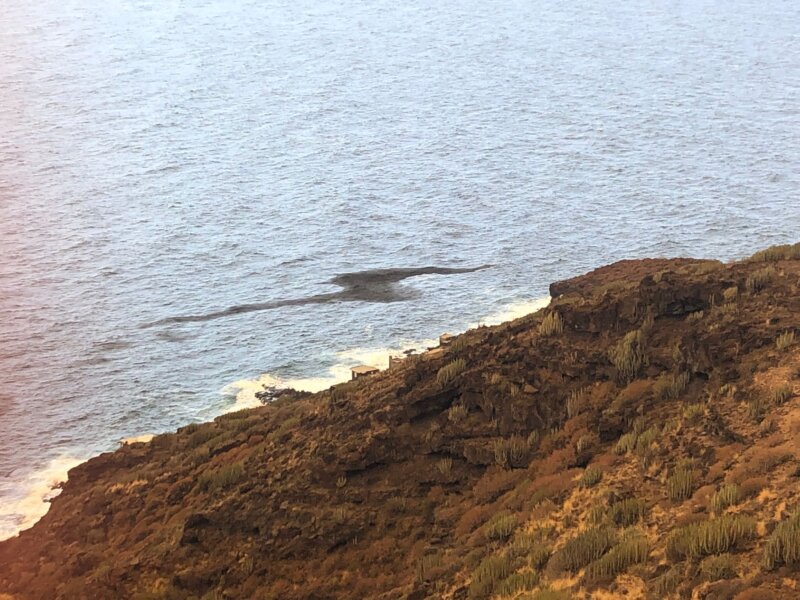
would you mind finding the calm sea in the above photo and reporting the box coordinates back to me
[1,0,798,539]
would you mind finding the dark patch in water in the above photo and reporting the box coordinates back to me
[144,265,491,327]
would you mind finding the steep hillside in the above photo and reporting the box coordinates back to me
[2,245,800,600]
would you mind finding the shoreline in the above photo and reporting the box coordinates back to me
[0,296,551,542]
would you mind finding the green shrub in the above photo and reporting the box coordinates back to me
[746,266,775,294]
[469,554,513,599]
[539,312,564,337]
[494,436,529,469]
[666,515,756,560]
[484,512,518,542]
[496,571,539,596]
[667,465,695,502]
[747,243,800,262]
[580,467,602,488]
[547,527,616,573]
[437,359,466,388]
[584,534,649,582]
[763,511,800,570]
[699,553,737,581]
[610,498,647,527]
[777,331,795,351]
[609,330,647,383]
[710,484,741,514]
[197,462,245,492]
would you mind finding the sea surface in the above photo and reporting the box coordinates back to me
[1,0,799,540]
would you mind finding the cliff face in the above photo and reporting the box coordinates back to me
[2,248,800,600]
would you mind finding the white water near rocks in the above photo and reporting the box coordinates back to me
[1,0,799,539]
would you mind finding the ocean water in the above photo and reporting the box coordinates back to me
[1,0,799,540]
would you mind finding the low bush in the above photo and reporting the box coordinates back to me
[197,462,245,492]
[415,553,443,582]
[667,465,696,502]
[747,243,800,262]
[437,359,466,388]
[584,534,649,583]
[609,330,647,383]
[650,566,682,597]
[447,403,469,423]
[700,553,737,581]
[468,554,513,599]
[776,331,795,351]
[547,527,616,573]
[610,498,647,527]
[746,266,775,294]
[666,515,756,560]
[654,372,690,400]
[580,467,602,488]
[763,511,800,570]
[683,403,706,424]
[539,312,564,337]
[566,387,588,418]
[484,512,518,542]
[615,432,638,455]
[496,571,539,596]
[771,385,793,405]
[494,436,529,469]
[710,484,741,514]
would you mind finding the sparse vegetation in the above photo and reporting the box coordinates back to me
[666,515,756,560]
[197,462,245,492]
[539,311,564,337]
[494,436,529,469]
[448,403,469,422]
[746,266,775,294]
[763,511,800,570]
[776,331,795,351]
[496,571,539,596]
[683,403,705,424]
[566,387,588,418]
[770,385,792,405]
[654,371,690,400]
[608,330,647,383]
[437,359,467,388]
[437,457,454,478]
[415,553,443,582]
[580,467,602,488]
[747,242,800,262]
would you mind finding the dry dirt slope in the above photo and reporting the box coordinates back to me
[2,244,800,600]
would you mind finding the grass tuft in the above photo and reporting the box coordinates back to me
[539,312,564,337]
[547,527,616,573]
[584,533,649,583]
[709,484,741,514]
[776,331,795,351]
[667,464,695,502]
[494,436,529,469]
[746,266,775,294]
[580,467,602,488]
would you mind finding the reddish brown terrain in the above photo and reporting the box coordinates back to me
[2,246,800,600]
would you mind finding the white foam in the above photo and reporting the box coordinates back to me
[0,455,85,542]
[223,296,551,406]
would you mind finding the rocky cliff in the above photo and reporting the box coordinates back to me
[2,245,800,600]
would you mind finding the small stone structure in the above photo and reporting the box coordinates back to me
[351,365,379,380]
